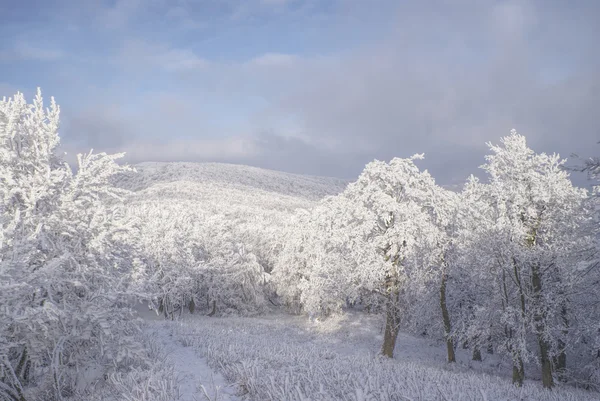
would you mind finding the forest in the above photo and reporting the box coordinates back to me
[1,90,599,401]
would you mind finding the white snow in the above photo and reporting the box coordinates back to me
[116,161,348,200]
[158,312,600,401]
[148,320,242,401]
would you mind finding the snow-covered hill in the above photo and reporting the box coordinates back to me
[117,162,348,201]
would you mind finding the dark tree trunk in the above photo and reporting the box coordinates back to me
[472,346,482,361]
[553,340,567,381]
[531,264,553,389]
[512,358,525,387]
[509,258,529,387]
[487,338,494,355]
[539,342,553,388]
[553,302,568,382]
[381,288,400,358]
[159,297,170,318]
[189,297,196,314]
[440,270,456,363]
[207,300,217,317]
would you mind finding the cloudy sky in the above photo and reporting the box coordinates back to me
[1,0,598,185]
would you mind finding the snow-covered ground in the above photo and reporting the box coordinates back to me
[149,322,241,401]
[144,311,600,401]
[117,161,348,200]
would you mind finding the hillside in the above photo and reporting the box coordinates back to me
[116,162,348,201]
[112,162,350,319]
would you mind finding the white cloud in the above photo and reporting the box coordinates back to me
[162,48,208,71]
[63,134,259,165]
[0,42,63,62]
[40,0,600,184]
[247,53,299,68]
[118,40,208,72]
[127,136,259,162]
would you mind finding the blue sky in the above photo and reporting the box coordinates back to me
[1,0,599,185]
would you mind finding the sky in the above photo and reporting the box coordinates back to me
[0,0,599,186]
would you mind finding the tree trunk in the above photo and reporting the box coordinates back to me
[553,339,567,380]
[487,338,494,355]
[501,269,523,386]
[510,259,529,387]
[553,302,568,382]
[512,358,525,387]
[472,346,482,361]
[531,264,553,388]
[189,297,196,314]
[439,270,455,363]
[381,288,400,358]
[207,300,217,317]
[523,218,553,388]
[539,341,553,388]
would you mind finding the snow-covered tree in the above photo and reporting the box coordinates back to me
[451,176,526,374]
[278,156,443,358]
[0,90,143,400]
[445,176,498,361]
[421,186,462,363]
[455,131,598,387]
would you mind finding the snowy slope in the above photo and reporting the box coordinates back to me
[116,162,348,201]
